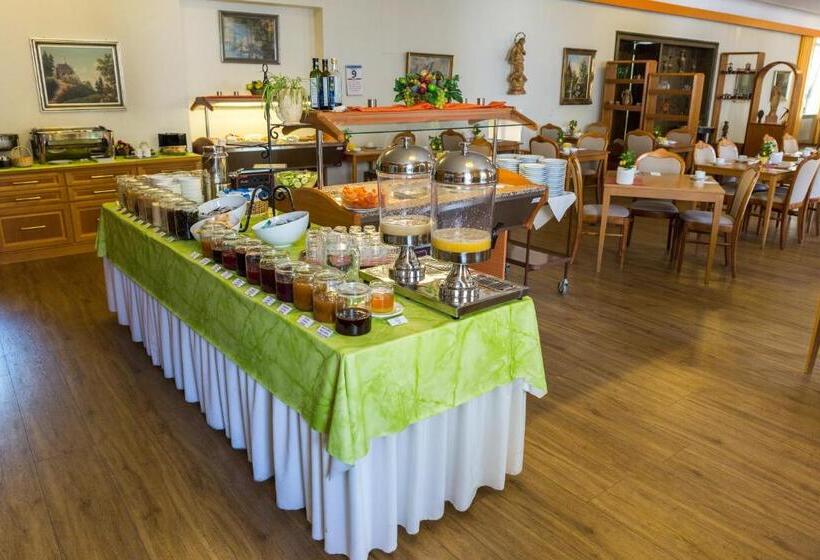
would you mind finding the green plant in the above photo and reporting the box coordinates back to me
[759,140,777,158]
[472,124,483,139]
[619,150,636,169]
[557,130,564,144]
[568,119,578,131]
[261,75,306,115]
[652,125,662,137]
[343,128,352,143]
[429,135,443,152]
[393,70,463,109]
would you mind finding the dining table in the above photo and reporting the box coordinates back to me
[596,171,725,284]
[694,160,796,248]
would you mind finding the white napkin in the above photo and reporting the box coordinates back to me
[533,192,577,230]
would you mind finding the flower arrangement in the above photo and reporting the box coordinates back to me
[429,135,443,153]
[619,150,636,169]
[393,70,463,109]
[568,120,578,135]
[759,140,777,158]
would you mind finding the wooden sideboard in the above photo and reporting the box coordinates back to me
[0,155,200,264]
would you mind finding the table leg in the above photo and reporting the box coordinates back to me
[760,175,777,248]
[704,196,723,285]
[597,156,607,204]
[596,190,610,274]
[350,157,358,183]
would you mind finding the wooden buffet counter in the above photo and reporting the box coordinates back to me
[0,154,199,264]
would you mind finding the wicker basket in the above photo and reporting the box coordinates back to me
[10,146,33,167]
[251,199,268,215]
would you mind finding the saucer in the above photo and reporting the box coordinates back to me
[372,303,404,319]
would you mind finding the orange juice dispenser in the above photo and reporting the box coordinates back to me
[432,144,497,305]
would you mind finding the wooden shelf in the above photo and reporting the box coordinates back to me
[605,78,646,84]
[600,59,658,144]
[720,70,757,75]
[190,95,262,111]
[647,89,694,96]
[644,113,690,122]
[710,52,765,135]
[605,103,643,111]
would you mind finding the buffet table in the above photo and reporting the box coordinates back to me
[97,203,546,559]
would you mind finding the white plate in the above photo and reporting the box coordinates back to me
[372,302,404,319]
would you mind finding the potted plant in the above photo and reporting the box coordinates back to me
[262,75,306,125]
[429,135,444,157]
[758,140,776,164]
[616,150,637,185]
[471,124,483,140]
[567,119,578,136]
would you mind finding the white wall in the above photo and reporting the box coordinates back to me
[0,0,809,153]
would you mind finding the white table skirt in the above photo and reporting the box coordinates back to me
[103,259,528,560]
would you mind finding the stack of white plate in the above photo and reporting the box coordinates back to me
[178,175,203,203]
[541,158,567,196]
[518,163,547,185]
[518,154,540,164]
[496,155,519,173]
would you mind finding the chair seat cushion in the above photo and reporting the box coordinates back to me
[752,191,785,204]
[752,182,769,193]
[680,209,734,227]
[630,199,679,214]
[583,204,630,218]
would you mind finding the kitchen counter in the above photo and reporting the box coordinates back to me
[0,153,199,174]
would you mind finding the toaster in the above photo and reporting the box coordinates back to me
[30,126,114,163]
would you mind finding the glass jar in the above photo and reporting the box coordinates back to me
[304,229,326,266]
[173,201,199,241]
[370,281,395,314]
[234,238,263,277]
[312,269,344,323]
[274,260,297,302]
[244,245,265,285]
[293,263,322,312]
[259,248,289,294]
[199,222,224,258]
[151,192,165,228]
[324,230,359,281]
[220,232,241,270]
[210,229,227,264]
[335,282,372,336]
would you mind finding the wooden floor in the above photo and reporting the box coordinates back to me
[1,215,819,560]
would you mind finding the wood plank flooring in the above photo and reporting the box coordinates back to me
[0,216,818,559]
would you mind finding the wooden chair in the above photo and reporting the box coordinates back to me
[782,133,799,154]
[469,136,493,156]
[631,149,685,251]
[805,164,820,237]
[717,137,739,161]
[693,141,716,165]
[567,155,632,270]
[576,132,608,191]
[390,131,416,146]
[673,166,761,278]
[625,129,655,157]
[807,297,820,374]
[666,127,695,147]
[584,122,609,136]
[528,135,560,158]
[441,129,466,151]
[747,155,820,248]
[539,123,563,142]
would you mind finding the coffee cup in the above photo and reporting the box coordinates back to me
[694,170,706,181]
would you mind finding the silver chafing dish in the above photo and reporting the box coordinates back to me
[30,126,113,163]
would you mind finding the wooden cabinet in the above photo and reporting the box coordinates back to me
[0,155,199,264]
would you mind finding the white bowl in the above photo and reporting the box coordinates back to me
[198,194,248,224]
[253,211,310,247]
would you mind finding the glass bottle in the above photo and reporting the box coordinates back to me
[320,58,330,110]
[309,57,321,109]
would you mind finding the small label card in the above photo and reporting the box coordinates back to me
[152,226,161,232]
[262,295,276,307]
[220,270,233,280]
[296,315,315,328]
[158,231,167,238]
[387,315,408,327]
[231,277,247,289]
[190,251,201,260]
[245,286,260,298]
[198,257,211,266]
[277,303,293,315]
[316,325,334,338]
[211,263,223,272]
[166,236,176,242]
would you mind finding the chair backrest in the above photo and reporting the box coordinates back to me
[539,123,563,142]
[626,130,656,157]
[666,127,694,147]
[717,137,739,160]
[584,122,609,136]
[809,159,820,200]
[576,132,608,151]
[390,131,416,146]
[782,133,799,154]
[470,136,493,156]
[441,129,466,151]
[763,134,779,152]
[787,155,820,205]
[529,135,559,158]
[729,166,762,242]
[693,141,716,165]
[566,154,584,211]
[636,148,685,175]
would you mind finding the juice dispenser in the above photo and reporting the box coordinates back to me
[431,144,497,305]
[375,137,434,286]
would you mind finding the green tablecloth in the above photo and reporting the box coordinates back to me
[97,203,547,464]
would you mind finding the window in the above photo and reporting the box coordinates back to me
[802,39,820,116]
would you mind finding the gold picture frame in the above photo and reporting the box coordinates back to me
[406,52,454,78]
[560,48,596,105]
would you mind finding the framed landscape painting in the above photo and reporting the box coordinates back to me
[560,48,596,105]
[30,38,125,111]
[406,52,454,78]
[220,11,279,64]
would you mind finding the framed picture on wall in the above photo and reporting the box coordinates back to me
[219,11,279,64]
[560,48,596,105]
[406,52,454,78]
[30,38,125,111]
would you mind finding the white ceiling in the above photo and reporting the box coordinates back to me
[755,0,820,16]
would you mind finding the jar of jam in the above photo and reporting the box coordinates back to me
[210,229,227,264]
[274,260,297,302]
[312,269,343,323]
[174,202,199,241]
[335,282,372,336]
[369,281,395,314]
[234,238,263,278]
[220,232,241,270]
[259,248,289,294]
[199,223,224,258]
[244,245,265,285]
[293,263,322,311]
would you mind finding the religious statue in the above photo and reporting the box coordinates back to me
[507,32,527,95]
[766,83,783,123]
